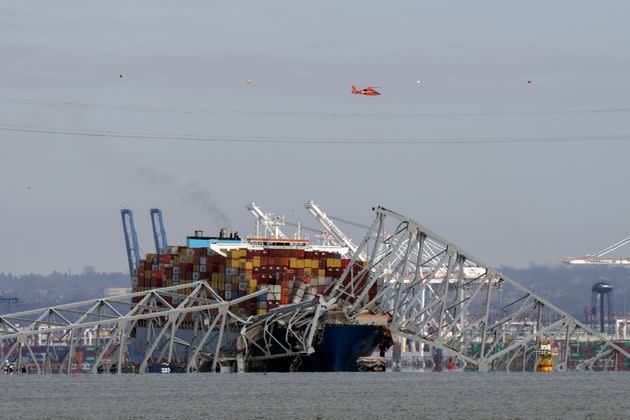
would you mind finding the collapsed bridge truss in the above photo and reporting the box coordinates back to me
[3,205,630,374]
[0,282,265,374]
[329,206,630,371]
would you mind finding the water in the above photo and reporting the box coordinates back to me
[1,372,628,419]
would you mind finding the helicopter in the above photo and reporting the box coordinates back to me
[351,84,381,96]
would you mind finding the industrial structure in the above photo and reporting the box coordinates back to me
[564,234,630,265]
[591,282,614,334]
[2,204,630,374]
[564,230,630,339]
[0,293,19,315]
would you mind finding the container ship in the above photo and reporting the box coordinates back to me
[129,229,391,372]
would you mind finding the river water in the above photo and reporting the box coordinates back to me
[0,372,628,419]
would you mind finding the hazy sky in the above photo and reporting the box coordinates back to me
[1,1,630,274]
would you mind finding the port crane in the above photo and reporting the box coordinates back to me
[246,202,288,239]
[563,234,630,264]
[120,209,140,280]
[305,201,365,260]
[150,209,169,253]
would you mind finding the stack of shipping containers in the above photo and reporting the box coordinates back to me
[132,243,373,318]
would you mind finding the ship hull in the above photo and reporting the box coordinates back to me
[249,323,386,372]
[129,323,385,373]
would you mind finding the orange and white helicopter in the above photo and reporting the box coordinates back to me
[351,84,381,96]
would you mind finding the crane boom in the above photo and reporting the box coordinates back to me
[120,209,141,280]
[149,208,169,253]
[564,233,630,264]
[246,202,288,239]
[305,201,365,260]
[592,235,630,257]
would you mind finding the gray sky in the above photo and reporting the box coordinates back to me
[1,0,630,274]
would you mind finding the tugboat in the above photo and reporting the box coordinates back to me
[534,338,557,372]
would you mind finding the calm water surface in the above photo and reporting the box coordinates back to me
[1,372,628,419]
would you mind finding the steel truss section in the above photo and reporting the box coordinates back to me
[237,300,325,371]
[0,282,265,374]
[329,206,630,372]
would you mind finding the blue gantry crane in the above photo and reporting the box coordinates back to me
[120,209,140,279]
[150,208,169,253]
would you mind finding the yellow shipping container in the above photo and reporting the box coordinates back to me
[245,261,253,270]
[304,259,311,268]
[318,269,325,277]
[193,265,200,272]
[327,258,341,267]
[230,259,239,268]
[296,260,305,269]
[253,257,261,267]
[249,278,257,288]
[289,258,297,268]
[257,309,268,315]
